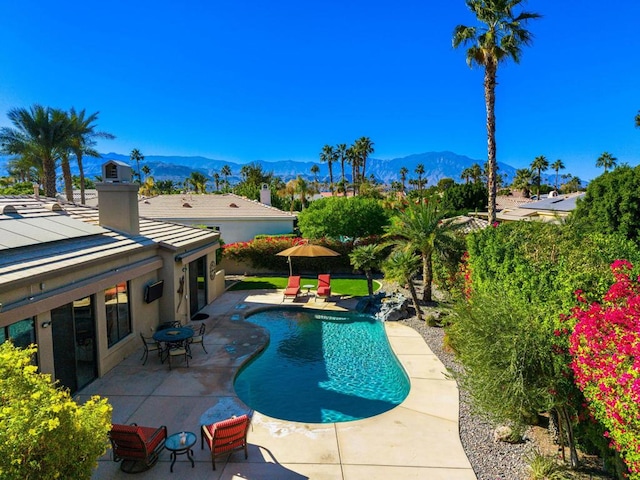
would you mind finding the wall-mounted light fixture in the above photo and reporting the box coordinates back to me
[41,321,51,328]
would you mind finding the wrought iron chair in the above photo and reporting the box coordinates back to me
[139,332,163,365]
[188,323,207,353]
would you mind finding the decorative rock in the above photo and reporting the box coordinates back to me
[494,425,521,444]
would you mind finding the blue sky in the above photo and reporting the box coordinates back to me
[1,1,638,181]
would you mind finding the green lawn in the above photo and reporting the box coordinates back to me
[227,276,380,297]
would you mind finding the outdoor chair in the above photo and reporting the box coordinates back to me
[283,275,301,300]
[139,332,163,365]
[109,423,168,473]
[316,274,331,301]
[167,341,190,369]
[188,323,207,353]
[201,414,250,470]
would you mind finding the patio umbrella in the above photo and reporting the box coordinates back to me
[276,244,340,276]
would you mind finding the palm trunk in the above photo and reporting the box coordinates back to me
[43,155,57,198]
[365,269,374,296]
[484,61,498,225]
[422,251,433,303]
[61,155,73,203]
[77,152,86,204]
[328,162,334,195]
[559,406,580,469]
[406,276,423,322]
[340,160,346,193]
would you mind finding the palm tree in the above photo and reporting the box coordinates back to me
[0,104,72,197]
[596,151,617,173]
[141,165,151,183]
[635,110,640,128]
[382,250,423,322]
[130,149,144,183]
[278,179,298,212]
[530,155,549,198]
[293,175,316,210]
[187,171,207,193]
[512,168,534,197]
[213,173,221,191]
[399,166,409,192]
[384,198,460,303]
[319,144,337,194]
[310,164,320,188]
[354,137,374,182]
[346,146,358,196]
[221,164,232,190]
[469,163,482,184]
[453,0,541,224]
[68,108,115,204]
[409,163,427,195]
[336,143,348,194]
[349,244,384,296]
[551,159,565,191]
[460,167,473,184]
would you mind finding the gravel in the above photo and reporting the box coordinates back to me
[399,314,533,480]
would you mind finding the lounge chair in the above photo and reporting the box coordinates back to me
[109,423,168,473]
[201,414,250,470]
[283,275,301,300]
[316,274,331,301]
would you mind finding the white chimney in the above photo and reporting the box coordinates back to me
[95,160,140,235]
[260,183,271,206]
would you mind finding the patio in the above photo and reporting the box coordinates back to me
[80,289,476,480]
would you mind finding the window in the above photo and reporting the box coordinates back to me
[0,318,35,349]
[105,282,131,347]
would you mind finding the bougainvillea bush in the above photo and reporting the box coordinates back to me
[569,260,640,478]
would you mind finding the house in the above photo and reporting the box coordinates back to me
[471,192,585,223]
[0,162,222,394]
[136,190,297,243]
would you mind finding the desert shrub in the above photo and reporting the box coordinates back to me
[0,342,112,479]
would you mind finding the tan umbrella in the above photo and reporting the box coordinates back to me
[276,243,340,275]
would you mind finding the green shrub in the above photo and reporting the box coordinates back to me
[0,342,112,479]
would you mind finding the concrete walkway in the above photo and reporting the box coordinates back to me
[82,289,476,480]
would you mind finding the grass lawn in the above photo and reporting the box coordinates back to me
[227,276,380,297]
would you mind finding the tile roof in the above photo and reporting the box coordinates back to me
[137,193,296,220]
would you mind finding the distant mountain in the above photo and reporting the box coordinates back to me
[0,151,527,188]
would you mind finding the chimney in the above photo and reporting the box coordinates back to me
[95,160,140,235]
[260,183,271,206]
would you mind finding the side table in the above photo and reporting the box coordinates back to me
[165,431,196,472]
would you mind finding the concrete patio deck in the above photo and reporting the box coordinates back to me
[81,289,476,480]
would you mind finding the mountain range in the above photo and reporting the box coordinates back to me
[0,151,534,188]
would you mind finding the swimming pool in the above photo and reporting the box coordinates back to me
[233,308,410,423]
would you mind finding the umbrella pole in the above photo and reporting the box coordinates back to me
[288,257,293,276]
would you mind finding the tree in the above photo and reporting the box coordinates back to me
[409,163,427,195]
[297,196,389,239]
[186,171,208,193]
[293,175,315,210]
[235,163,274,200]
[453,0,541,224]
[441,181,488,215]
[635,110,640,128]
[0,104,72,197]
[319,144,337,194]
[129,148,144,183]
[512,167,534,197]
[349,244,385,296]
[310,164,320,188]
[68,108,115,204]
[399,166,409,192]
[460,167,473,184]
[346,146,359,196]
[596,151,617,173]
[551,159,565,191]
[469,162,482,184]
[572,165,640,243]
[213,173,221,191]
[531,155,549,198]
[221,164,232,190]
[156,179,177,194]
[384,198,461,303]
[382,250,423,322]
[141,165,151,182]
[335,143,348,194]
[0,342,112,479]
[353,136,374,183]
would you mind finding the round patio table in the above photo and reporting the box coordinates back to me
[165,431,196,472]
[152,327,194,344]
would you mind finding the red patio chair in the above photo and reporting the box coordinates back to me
[283,275,301,300]
[316,274,331,301]
[109,423,167,473]
[201,414,251,470]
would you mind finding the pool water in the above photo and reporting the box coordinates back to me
[233,308,410,423]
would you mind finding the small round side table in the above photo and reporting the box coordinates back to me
[165,431,196,472]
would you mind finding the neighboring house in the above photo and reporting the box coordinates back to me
[137,192,296,244]
[0,164,222,394]
[495,192,584,223]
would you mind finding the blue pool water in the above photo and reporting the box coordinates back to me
[233,308,410,423]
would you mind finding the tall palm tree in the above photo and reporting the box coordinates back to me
[410,163,427,195]
[530,155,549,198]
[310,164,320,188]
[460,167,473,184]
[551,159,565,191]
[336,143,348,194]
[596,151,617,173]
[278,179,298,212]
[130,149,144,183]
[382,250,423,322]
[399,166,409,192]
[187,171,207,193]
[384,198,460,303]
[346,146,358,196]
[221,164,232,190]
[68,108,115,204]
[453,0,541,224]
[293,175,316,210]
[354,136,374,182]
[141,165,151,183]
[0,104,72,197]
[319,144,337,194]
[469,162,482,184]
[349,244,384,296]
[213,173,221,191]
